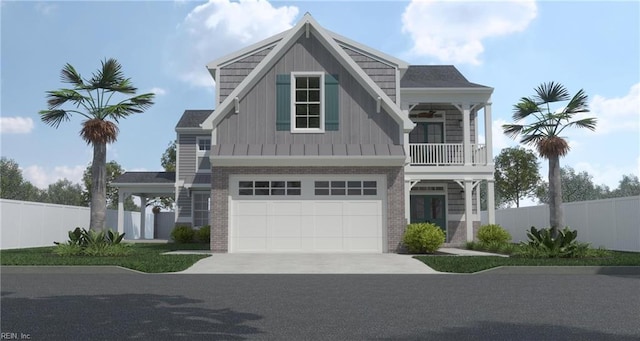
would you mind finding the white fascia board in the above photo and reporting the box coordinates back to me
[176,127,212,133]
[206,31,288,70]
[327,30,409,70]
[210,156,406,167]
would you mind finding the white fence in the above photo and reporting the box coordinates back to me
[0,199,156,250]
[481,196,640,252]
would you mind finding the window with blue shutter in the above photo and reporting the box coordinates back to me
[325,74,339,131]
[276,74,290,131]
[276,73,339,132]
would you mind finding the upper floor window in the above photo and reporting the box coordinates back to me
[196,137,211,155]
[291,72,324,132]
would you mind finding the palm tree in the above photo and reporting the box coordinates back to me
[39,58,154,231]
[503,82,596,235]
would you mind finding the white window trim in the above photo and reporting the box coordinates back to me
[196,136,212,173]
[191,192,211,228]
[290,72,325,134]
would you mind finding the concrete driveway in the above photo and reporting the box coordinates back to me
[174,253,440,274]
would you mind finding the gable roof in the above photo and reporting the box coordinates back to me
[176,110,213,129]
[201,13,414,132]
[401,66,489,88]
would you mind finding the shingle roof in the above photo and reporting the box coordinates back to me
[176,110,213,128]
[113,172,175,184]
[400,65,489,88]
[211,144,405,157]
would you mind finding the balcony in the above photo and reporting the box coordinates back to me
[408,143,488,166]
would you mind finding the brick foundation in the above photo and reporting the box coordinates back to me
[447,220,481,245]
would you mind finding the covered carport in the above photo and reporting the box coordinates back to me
[112,172,175,239]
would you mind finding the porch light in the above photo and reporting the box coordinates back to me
[458,119,463,128]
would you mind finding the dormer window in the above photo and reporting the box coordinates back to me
[292,72,324,132]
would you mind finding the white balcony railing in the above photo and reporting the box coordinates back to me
[409,143,487,166]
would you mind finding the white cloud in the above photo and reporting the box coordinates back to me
[0,116,34,134]
[588,83,640,135]
[401,0,537,64]
[22,165,85,189]
[150,87,167,96]
[169,0,299,87]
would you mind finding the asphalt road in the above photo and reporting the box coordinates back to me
[1,267,639,340]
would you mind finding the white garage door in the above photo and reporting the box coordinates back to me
[229,177,384,253]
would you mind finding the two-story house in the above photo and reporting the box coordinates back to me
[114,13,496,252]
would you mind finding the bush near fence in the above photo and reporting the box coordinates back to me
[0,199,160,250]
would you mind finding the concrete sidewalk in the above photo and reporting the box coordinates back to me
[167,248,506,274]
[174,253,442,274]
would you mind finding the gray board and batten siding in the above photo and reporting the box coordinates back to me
[218,42,397,105]
[219,47,274,103]
[215,34,401,146]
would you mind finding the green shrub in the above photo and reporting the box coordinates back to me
[83,243,132,257]
[477,224,511,244]
[53,243,83,256]
[195,225,211,243]
[403,223,445,254]
[54,227,128,257]
[515,226,582,258]
[171,225,195,243]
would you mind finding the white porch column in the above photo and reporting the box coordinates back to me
[404,180,412,223]
[461,104,472,166]
[484,101,494,165]
[487,179,496,224]
[464,180,474,242]
[140,196,147,239]
[117,191,125,235]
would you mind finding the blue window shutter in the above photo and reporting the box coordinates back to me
[325,74,339,131]
[276,74,290,131]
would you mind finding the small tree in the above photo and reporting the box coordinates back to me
[503,82,596,234]
[161,140,176,172]
[46,179,85,206]
[39,59,154,231]
[494,147,541,207]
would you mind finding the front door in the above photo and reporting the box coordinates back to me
[410,195,446,232]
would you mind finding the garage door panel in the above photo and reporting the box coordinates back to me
[270,202,303,215]
[236,215,268,237]
[269,237,302,251]
[344,201,380,215]
[236,202,268,215]
[314,202,343,215]
[345,215,381,238]
[314,215,343,237]
[268,216,302,237]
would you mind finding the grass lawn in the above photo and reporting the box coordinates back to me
[415,251,640,273]
[0,243,210,273]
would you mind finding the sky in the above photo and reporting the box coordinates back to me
[1,0,639,200]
